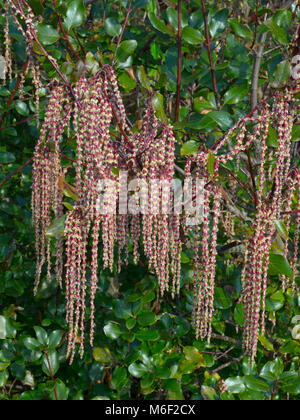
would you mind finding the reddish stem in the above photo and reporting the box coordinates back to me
[112,0,133,66]
[175,0,182,123]
[200,0,220,110]
[0,157,33,188]
[44,350,58,401]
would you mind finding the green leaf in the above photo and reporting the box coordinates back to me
[118,72,137,93]
[46,215,67,239]
[266,290,285,312]
[166,6,188,30]
[0,152,15,164]
[15,101,30,117]
[103,322,122,340]
[181,140,199,156]
[42,350,59,377]
[223,85,249,105]
[0,370,9,387]
[116,40,138,65]
[34,326,49,347]
[210,9,229,38]
[24,337,40,351]
[135,329,159,341]
[163,379,184,400]
[182,27,204,45]
[258,335,274,352]
[279,372,300,395]
[37,24,60,46]
[207,151,216,177]
[183,346,206,368]
[234,303,245,327]
[214,287,232,309]
[260,357,284,381]
[126,318,136,330]
[229,18,253,40]
[48,330,63,349]
[268,20,288,45]
[244,375,270,392]
[267,126,278,147]
[152,92,166,122]
[104,18,122,37]
[208,111,234,130]
[0,316,6,340]
[148,12,173,35]
[225,376,245,394]
[137,66,152,91]
[51,379,69,400]
[28,0,45,15]
[274,220,288,240]
[0,316,16,340]
[128,362,148,378]
[137,311,156,327]
[268,253,293,279]
[111,367,128,391]
[64,0,86,31]
[272,60,291,88]
[93,347,112,364]
[291,125,300,142]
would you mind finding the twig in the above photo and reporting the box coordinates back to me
[175,0,182,123]
[0,157,33,188]
[200,0,220,110]
[44,350,58,401]
[251,32,267,110]
[210,333,242,347]
[211,352,247,375]
[112,0,133,66]
[246,149,258,208]
[53,0,83,62]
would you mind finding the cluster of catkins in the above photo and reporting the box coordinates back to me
[13,0,299,363]
[32,67,181,361]
[188,90,299,363]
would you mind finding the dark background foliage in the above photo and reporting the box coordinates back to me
[0,0,299,400]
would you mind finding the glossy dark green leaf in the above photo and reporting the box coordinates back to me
[103,322,122,340]
[104,18,122,37]
[268,253,293,279]
[182,27,204,45]
[111,367,128,391]
[116,40,138,65]
[135,329,159,341]
[42,350,59,377]
[128,362,148,378]
[34,326,49,347]
[260,357,284,381]
[229,18,253,40]
[48,330,63,349]
[37,24,60,46]
[244,375,270,392]
[148,12,173,35]
[64,0,86,31]
[225,376,246,394]
[137,311,156,327]
[224,85,249,105]
[15,101,30,117]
